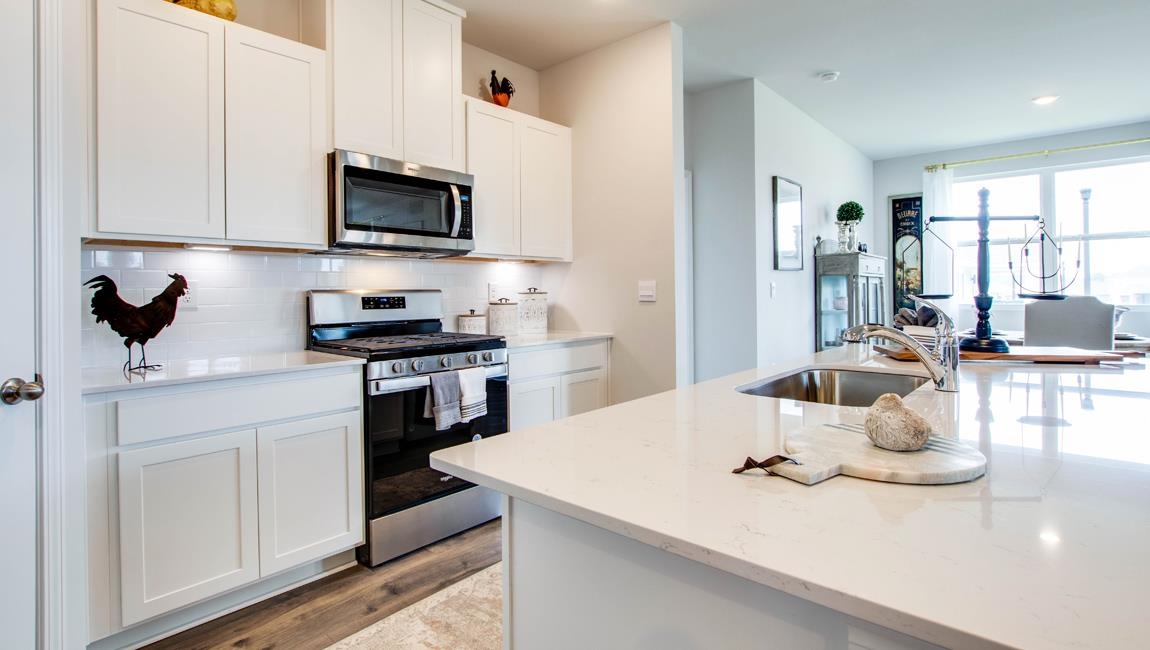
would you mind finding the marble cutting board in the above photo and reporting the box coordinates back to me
[768,424,987,486]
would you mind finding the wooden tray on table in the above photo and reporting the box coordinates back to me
[874,344,1124,364]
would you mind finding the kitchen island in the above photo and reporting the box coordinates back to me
[431,344,1150,649]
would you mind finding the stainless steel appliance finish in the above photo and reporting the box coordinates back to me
[306,289,508,567]
[330,150,475,258]
[738,369,928,407]
[366,485,501,566]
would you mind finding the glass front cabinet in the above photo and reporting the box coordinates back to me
[815,252,887,351]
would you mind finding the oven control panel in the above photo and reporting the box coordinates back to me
[362,296,407,310]
[366,348,508,383]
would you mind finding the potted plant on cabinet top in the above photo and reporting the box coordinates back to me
[836,201,864,253]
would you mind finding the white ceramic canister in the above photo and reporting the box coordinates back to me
[458,309,487,334]
[517,287,548,334]
[487,298,519,336]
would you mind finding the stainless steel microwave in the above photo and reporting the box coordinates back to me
[329,149,474,258]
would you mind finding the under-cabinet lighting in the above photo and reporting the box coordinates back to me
[184,244,232,252]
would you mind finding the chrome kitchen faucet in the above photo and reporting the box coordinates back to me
[842,296,960,393]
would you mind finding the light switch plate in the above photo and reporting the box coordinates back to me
[638,280,657,303]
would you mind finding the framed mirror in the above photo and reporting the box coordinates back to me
[773,176,804,271]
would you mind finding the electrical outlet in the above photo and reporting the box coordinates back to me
[181,280,199,311]
[487,283,515,303]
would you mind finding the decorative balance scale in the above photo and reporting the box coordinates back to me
[927,188,1044,353]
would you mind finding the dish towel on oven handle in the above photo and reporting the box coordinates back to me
[458,366,488,423]
[423,371,462,430]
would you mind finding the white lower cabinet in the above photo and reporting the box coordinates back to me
[560,368,608,418]
[508,339,611,430]
[257,412,363,576]
[509,377,562,430]
[87,368,364,638]
[118,430,259,626]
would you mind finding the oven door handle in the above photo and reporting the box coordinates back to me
[371,363,509,396]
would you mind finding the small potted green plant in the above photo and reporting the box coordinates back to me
[836,201,864,252]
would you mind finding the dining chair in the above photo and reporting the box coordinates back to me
[1024,296,1115,350]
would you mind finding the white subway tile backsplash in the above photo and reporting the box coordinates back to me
[81,247,547,368]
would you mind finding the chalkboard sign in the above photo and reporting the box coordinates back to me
[891,194,923,311]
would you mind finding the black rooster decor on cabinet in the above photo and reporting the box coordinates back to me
[488,69,515,107]
[84,273,189,373]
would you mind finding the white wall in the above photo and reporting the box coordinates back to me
[752,81,875,367]
[462,42,540,117]
[685,81,758,381]
[873,121,1150,332]
[538,23,685,404]
[80,249,544,368]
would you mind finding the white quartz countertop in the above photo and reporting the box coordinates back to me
[81,351,364,394]
[432,345,1150,649]
[503,330,612,350]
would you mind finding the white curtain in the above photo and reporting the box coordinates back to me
[922,169,955,301]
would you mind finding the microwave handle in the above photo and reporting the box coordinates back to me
[449,184,462,238]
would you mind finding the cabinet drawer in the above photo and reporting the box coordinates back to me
[509,341,608,381]
[860,257,885,275]
[116,372,360,446]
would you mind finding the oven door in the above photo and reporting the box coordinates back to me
[331,150,474,255]
[364,367,508,520]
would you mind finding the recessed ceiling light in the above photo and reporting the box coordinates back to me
[818,71,840,83]
[1032,95,1061,106]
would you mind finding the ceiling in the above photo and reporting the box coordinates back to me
[454,0,1150,160]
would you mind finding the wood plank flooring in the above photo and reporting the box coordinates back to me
[146,519,502,650]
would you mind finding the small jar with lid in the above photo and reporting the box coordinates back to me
[487,298,519,336]
[517,288,548,334]
[458,309,487,334]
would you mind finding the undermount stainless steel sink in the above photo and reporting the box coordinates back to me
[737,369,928,407]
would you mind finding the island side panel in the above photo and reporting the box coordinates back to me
[505,498,942,650]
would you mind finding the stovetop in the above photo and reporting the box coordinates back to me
[324,332,505,354]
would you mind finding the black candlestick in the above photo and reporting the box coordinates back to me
[930,188,1039,354]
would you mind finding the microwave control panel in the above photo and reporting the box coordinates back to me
[459,193,473,239]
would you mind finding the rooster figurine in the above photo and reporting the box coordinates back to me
[84,273,189,373]
[489,69,515,107]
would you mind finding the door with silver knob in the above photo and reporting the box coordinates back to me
[1,375,45,405]
[1,0,39,644]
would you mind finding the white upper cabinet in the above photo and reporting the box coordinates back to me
[467,101,521,256]
[402,0,465,171]
[465,99,573,261]
[329,0,465,172]
[225,25,328,245]
[97,0,226,239]
[331,0,404,160]
[520,118,573,260]
[95,1,328,247]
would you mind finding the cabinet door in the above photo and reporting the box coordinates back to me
[96,0,225,238]
[118,430,258,625]
[467,101,521,257]
[520,119,573,260]
[224,25,328,245]
[510,377,562,430]
[332,0,404,160]
[560,368,608,418]
[402,0,464,171]
[257,412,364,576]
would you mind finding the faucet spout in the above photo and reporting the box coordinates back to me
[842,297,960,393]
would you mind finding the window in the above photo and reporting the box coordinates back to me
[949,160,1150,305]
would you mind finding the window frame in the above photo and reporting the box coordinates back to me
[950,154,1150,306]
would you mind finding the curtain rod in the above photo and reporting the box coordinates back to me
[923,136,1150,173]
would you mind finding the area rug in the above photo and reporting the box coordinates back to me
[326,563,503,649]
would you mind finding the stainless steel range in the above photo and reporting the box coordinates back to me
[307,289,507,566]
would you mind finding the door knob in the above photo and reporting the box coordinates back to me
[2,375,45,405]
